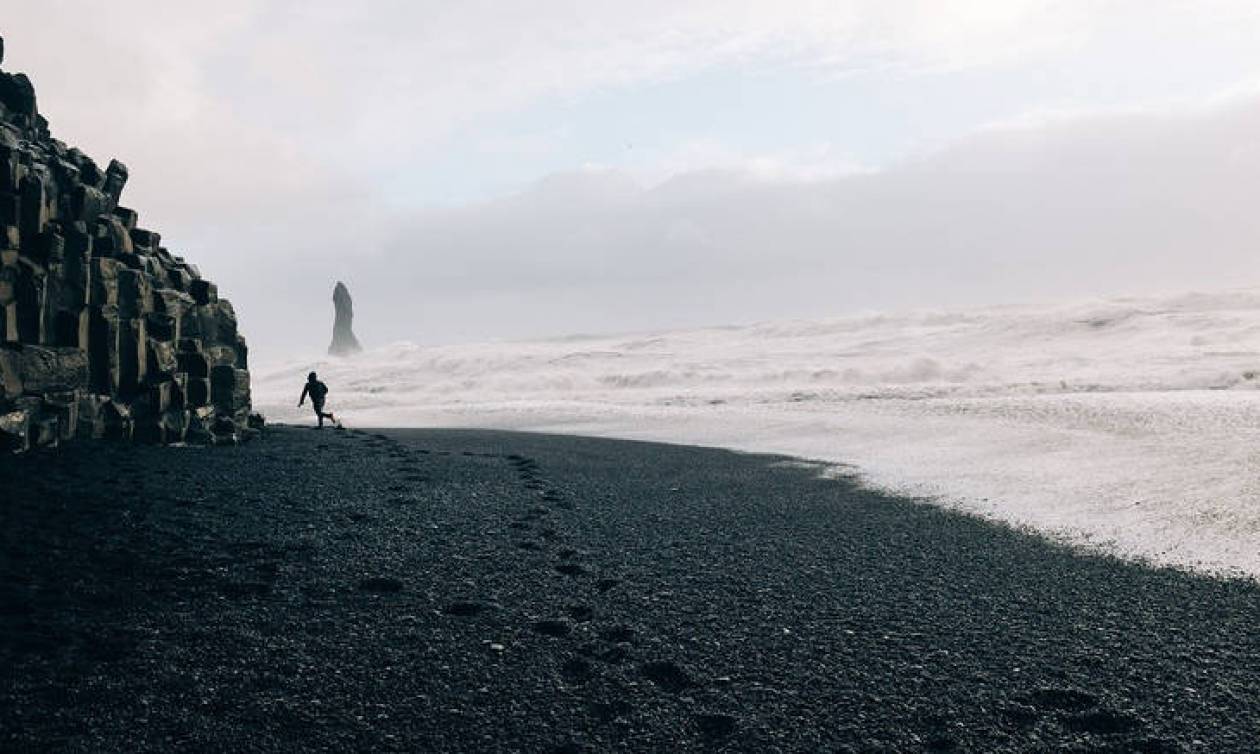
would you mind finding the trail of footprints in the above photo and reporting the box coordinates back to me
[337,428,736,747]
[333,430,1171,750]
[494,452,740,749]
[998,688,1178,752]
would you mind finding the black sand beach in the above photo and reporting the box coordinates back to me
[2,427,1259,752]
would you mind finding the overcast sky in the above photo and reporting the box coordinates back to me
[6,1,1260,361]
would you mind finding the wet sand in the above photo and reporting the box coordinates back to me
[2,426,1258,752]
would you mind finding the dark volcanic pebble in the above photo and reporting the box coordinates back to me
[598,626,635,643]
[1030,687,1098,712]
[1061,709,1144,734]
[2,427,1260,752]
[358,576,404,593]
[559,657,594,684]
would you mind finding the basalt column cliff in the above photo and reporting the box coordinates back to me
[0,36,254,451]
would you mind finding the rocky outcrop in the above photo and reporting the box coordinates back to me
[328,280,361,356]
[0,35,254,451]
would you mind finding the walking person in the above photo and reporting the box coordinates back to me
[298,371,338,428]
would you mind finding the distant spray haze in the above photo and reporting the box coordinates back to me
[256,94,1260,361]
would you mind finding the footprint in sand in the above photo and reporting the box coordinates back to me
[531,619,573,638]
[567,605,595,622]
[694,713,738,740]
[1029,687,1098,712]
[1060,709,1144,735]
[640,660,694,693]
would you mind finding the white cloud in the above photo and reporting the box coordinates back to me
[338,92,1260,351]
[9,1,1232,165]
[612,140,870,186]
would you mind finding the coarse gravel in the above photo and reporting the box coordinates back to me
[2,426,1258,752]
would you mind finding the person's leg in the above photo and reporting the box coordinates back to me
[313,401,325,427]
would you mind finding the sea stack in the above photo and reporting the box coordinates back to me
[328,281,362,356]
[0,34,254,450]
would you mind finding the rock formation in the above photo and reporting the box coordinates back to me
[0,35,255,452]
[328,280,361,356]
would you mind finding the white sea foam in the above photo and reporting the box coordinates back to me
[254,288,1260,578]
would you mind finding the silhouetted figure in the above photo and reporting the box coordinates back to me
[298,371,337,428]
[328,281,362,356]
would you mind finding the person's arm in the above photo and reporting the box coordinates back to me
[298,383,309,406]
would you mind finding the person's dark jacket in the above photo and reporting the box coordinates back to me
[299,380,329,406]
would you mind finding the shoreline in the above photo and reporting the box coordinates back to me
[3,426,1258,751]
[252,286,1260,582]
[259,397,1260,581]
